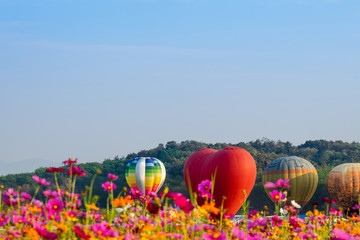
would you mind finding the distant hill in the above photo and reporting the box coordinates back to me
[0,158,59,176]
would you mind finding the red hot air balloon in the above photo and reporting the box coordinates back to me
[183,147,257,217]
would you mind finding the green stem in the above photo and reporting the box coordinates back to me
[87,171,99,205]
[71,177,77,205]
[54,173,62,201]
[30,186,40,205]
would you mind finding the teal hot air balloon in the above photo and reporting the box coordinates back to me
[125,157,166,194]
[262,156,318,205]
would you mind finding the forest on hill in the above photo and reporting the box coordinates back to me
[1,139,360,213]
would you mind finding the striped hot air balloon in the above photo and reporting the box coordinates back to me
[262,156,318,206]
[125,157,166,194]
[327,163,360,209]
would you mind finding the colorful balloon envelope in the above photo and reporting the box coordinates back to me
[327,163,360,209]
[125,157,166,194]
[262,156,318,205]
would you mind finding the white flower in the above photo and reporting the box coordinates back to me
[115,203,131,213]
[291,200,301,209]
[280,208,288,215]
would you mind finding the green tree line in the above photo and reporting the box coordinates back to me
[1,139,359,214]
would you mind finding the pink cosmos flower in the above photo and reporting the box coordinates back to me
[353,205,360,210]
[46,198,64,214]
[330,207,343,217]
[102,181,116,192]
[323,197,337,204]
[63,158,77,166]
[202,231,226,240]
[12,215,28,224]
[46,167,64,173]
[198,179,212,194]
[74,224,90,239]
[91,221,119,238]
[3,188,18,198]
[68,211,78,218]
[35,224,58,239]
[67,166,86,177]
[21,192,32,200]
[130,188,143,198]
[331,228,353,240]
[264,178,290,188]
[271,215,283,226]
[0,214,10,227]
[232,228,247,239]
[187,224,202,233]
[269,189,286,202]
[174,194,194,214]
[108,173,118,181]
[32,175,51,185]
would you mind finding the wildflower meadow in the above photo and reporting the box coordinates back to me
[0,158,359,239]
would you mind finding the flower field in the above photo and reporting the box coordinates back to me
[0,159,359,239]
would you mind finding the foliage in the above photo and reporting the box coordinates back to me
[0,139,359,214]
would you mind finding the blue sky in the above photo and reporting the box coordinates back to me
[1,0,359,164]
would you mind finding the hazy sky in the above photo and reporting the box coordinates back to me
[1,0,359,164]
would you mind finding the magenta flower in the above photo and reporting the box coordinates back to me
[46,198,64,213]
[12,215,28,224]
[32,175,51,185]
[46,167,64,173]
[102,181,116,192]
[198,179,212,194]
[35,224,58,239]
[323,197,337,204]
[264,178,290,188]
[330,207,343,217]
[108,173,118,181]
[130,188,143,198]
[271,215,283,226]
[0,214,10,227]
[91,221,119,238]
[21,192,32,200]
[269,189,286,202]
[63,158,77,166]
[202,231,226,240]
[232,228,247,239]
[67,166,86,177]
[174,194,194,214]
[331,228,352,240]
[3,188,18,198]
[43,189,60,199]
[353,205,360,210]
